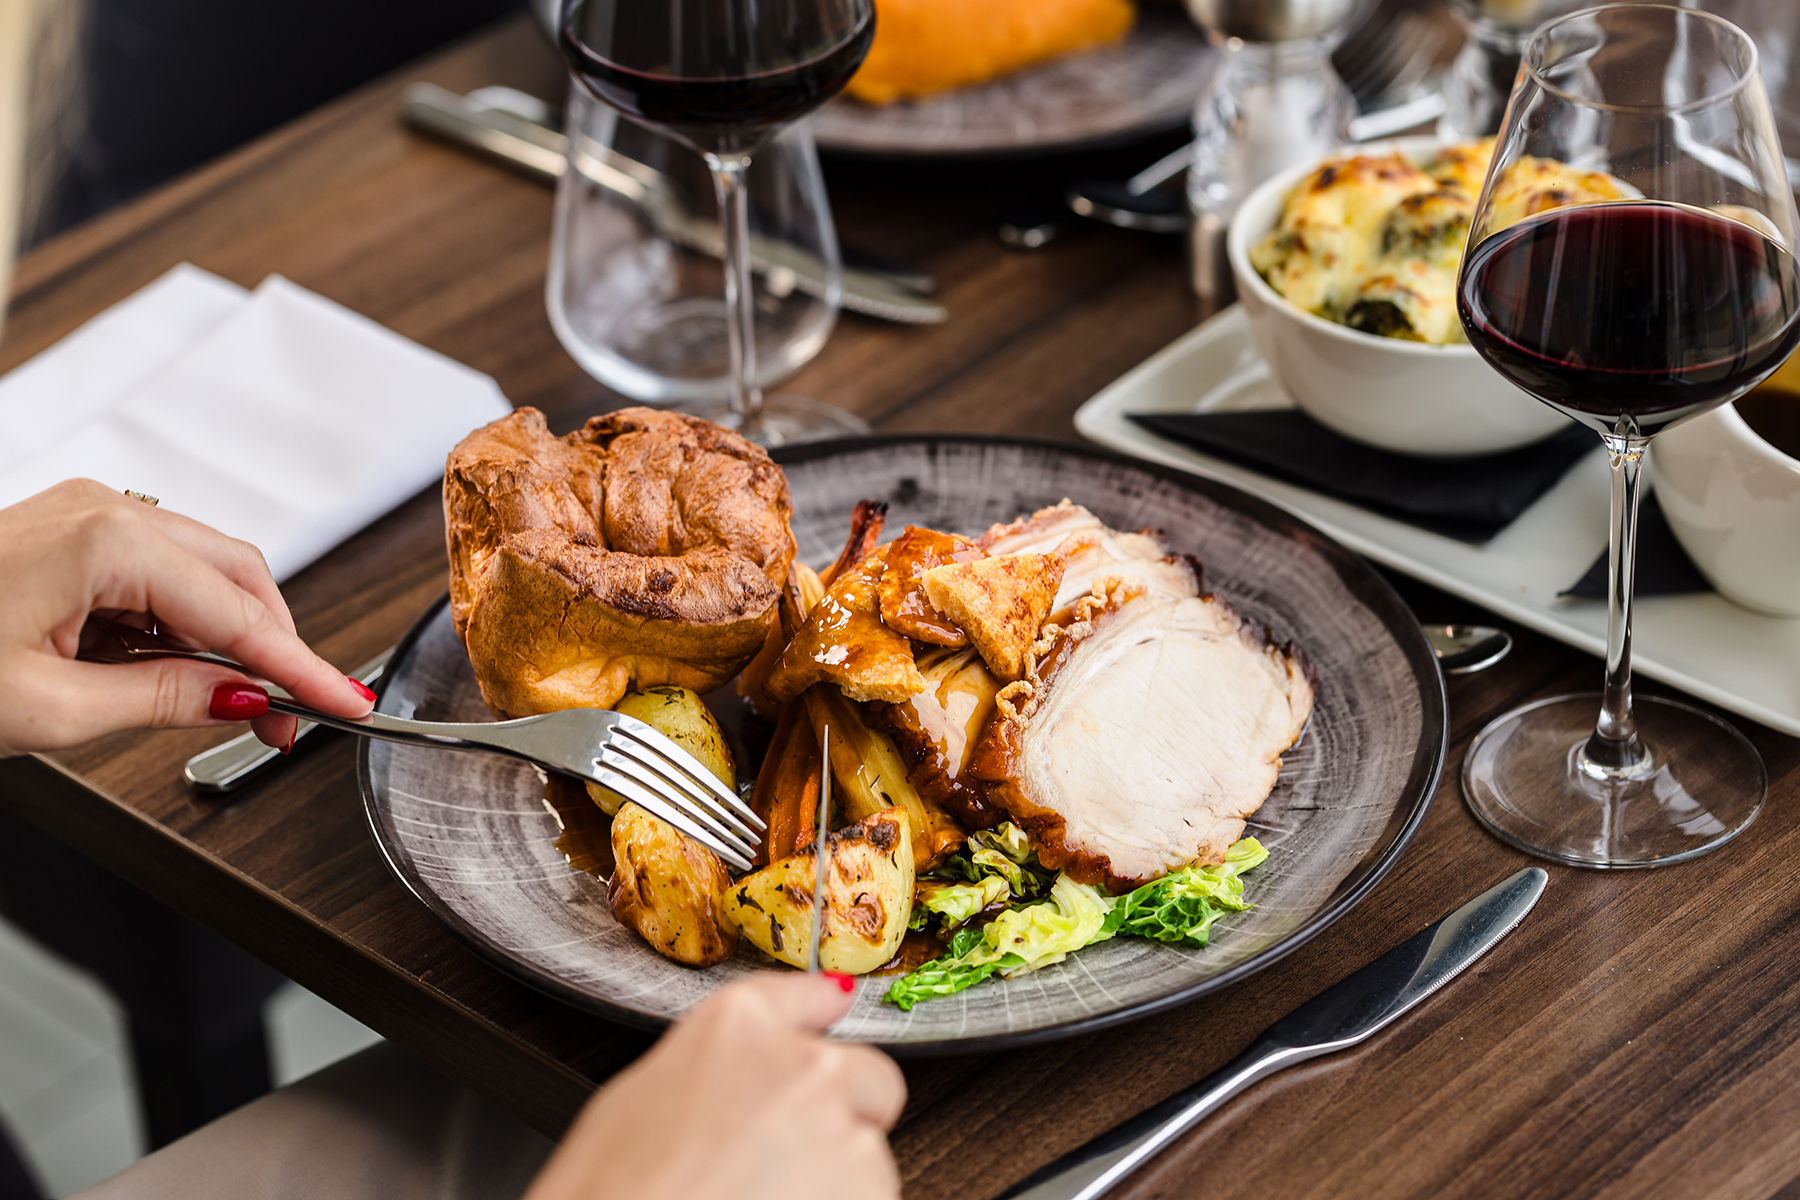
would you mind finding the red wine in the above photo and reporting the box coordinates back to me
[562,0,874,157]
[1458,202,1800,437]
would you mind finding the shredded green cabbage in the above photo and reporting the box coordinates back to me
[1101,837,1268,947]
[925,821,1054,899]
[883,928,1023,1011]
[916,875,1011,929]
[885,837,1269,1009]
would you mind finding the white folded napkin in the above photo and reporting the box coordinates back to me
[0,265,512,581]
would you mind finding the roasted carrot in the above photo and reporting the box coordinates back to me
[820,499,888,587]
[751,698,823,865]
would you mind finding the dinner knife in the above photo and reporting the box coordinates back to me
[808,723,832,974]
[399,83,948,325]
[182,645,395,792]
[997,866,1548,1200]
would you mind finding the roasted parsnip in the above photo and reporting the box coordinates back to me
[803,685,965,867]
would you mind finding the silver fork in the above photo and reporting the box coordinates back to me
[78,621,764,870]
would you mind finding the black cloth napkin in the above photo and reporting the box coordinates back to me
[1560,493,1712,598]
[1128,409,1596,543]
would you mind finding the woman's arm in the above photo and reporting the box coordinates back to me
[526,971,907,1200]
[0,478,374,754]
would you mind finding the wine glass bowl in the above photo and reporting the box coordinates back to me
[1455,3,1800,867]
[547,92,842,406]
[559,0,876,444]
[560,0,874,159]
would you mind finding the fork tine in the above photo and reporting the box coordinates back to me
[610,717,768,832]
[588,765,756,871]
[604,735,766,850]
[597,745,760,848]
[612,734,766,834]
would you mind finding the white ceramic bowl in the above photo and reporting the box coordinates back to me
[1226,137,1573,458]
[1651,402,1800,616]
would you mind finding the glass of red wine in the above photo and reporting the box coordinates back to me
[1456,4,1800,867]
[560,0,875,444]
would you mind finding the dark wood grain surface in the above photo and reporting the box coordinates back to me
[4,16,1799,1200]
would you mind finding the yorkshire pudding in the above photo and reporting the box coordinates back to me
[444,407,795,718]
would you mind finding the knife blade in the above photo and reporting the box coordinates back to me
[808,723,832,974]
[400,83,948,325]
[998,866,1549,1200]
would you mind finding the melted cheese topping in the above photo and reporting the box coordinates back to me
[1249,151,1439,318]
[1484,156,1631,232]
[1252,139,1626,345]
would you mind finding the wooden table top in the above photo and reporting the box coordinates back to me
[5,17,1800,1200]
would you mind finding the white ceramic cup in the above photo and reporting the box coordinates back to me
[1651,402,1800,617]
[1226,136,1574,458]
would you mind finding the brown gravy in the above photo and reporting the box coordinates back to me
[544,774,615,879]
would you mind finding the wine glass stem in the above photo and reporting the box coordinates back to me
[707,153,763,436]
[1582,432,1652,779]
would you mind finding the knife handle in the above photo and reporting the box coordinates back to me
[183,647,395,792]
[997,1038,1321,1200]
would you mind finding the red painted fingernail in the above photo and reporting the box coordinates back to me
[209,683,269,721]
[281,725,298,756]
[824,972,855,993]
[348,677,376,702]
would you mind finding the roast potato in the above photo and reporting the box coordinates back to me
[724,806,915,974]
[608,801,738,967]
[588,685,735,816]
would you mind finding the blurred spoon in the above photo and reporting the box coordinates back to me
[1425,624,1513,674]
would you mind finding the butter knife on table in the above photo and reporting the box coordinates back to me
[808,724,832,974]
[399,83,948,326]
[998,867,1548,1200]
[183,645,394,792]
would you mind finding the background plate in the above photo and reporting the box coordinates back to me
[1074,305,1800,739]
[361,437,1445,1051]
[810,9,1214,157]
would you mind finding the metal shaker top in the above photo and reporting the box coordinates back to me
[1185,0,1361,44]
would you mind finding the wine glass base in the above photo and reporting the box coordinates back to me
[681,393,871,447]
[1462,693,1766,869]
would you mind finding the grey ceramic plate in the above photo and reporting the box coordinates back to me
[810,9,1216,158]
[361,436,1445,1052]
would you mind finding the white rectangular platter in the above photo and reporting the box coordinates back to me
[1074,304,1800,739]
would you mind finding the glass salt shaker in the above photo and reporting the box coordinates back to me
[1183,0,1359,303]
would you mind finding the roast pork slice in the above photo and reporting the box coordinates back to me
[969,587,1314,891]
[980,501,1198,613]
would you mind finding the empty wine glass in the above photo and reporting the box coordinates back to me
[560,0,876,445]
[1456,4,1800,867]
[547,84,842,406]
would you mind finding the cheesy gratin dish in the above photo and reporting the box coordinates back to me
[1249,139,1629,345]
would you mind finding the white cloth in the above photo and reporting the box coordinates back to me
[69,1042,556,1200]
[0,265,512,580]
